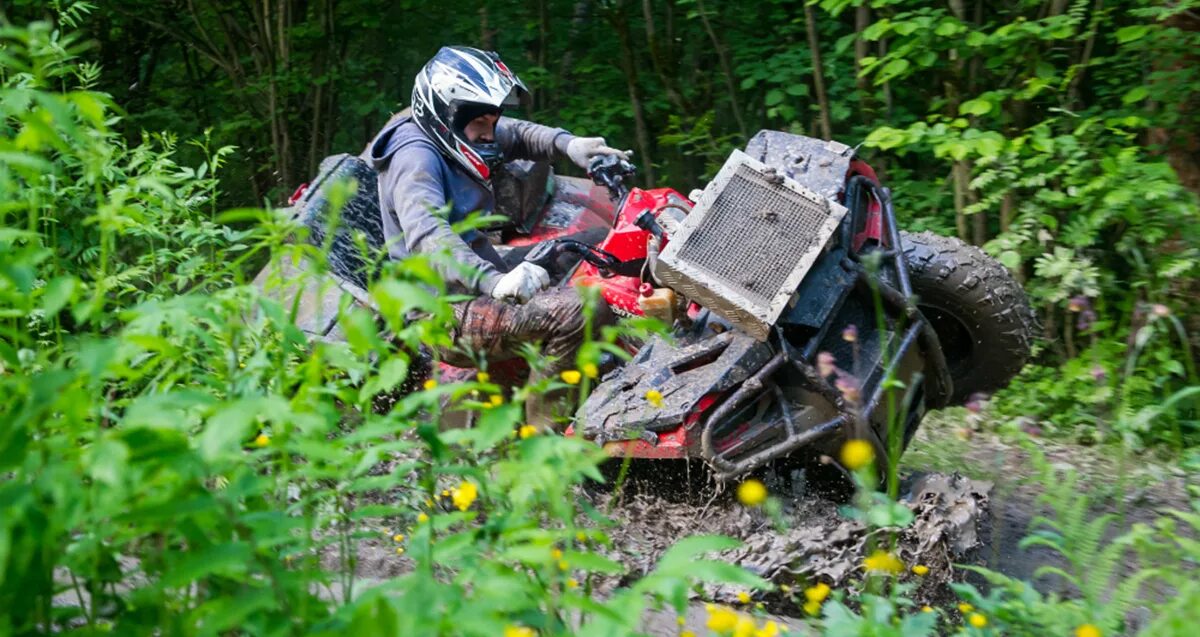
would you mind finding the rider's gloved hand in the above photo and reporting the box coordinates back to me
[491,261,551,304]
[566,137,631,170]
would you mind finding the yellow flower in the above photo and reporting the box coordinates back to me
[921,606,934,613]
[423,378,438,391]
[645,389,664,407]
[477,371,490,383]
[557,560,569,571]
[863,550,904,575]
[733,616,755,637]
[582,362,599,378]
[488,394,504,406]
[417,512,429,524]
[1075,624,1102,637]
[395,547,405,555]
[706,605,739,632]
[519,424,538,439]
[803,599,821,616]
[681,632,696,637]
[504,626,535,637]
[804,582,831,603]
[912,564,929,576]
[561,370,582,385]
[755,621,780,637]
[736,591,751,604]
[441,489,450,497]
[576,531,588,543]
[779,584,791,593]
[840,439,875,470]
[677,616,686,626]
[566,578,579,589]
[957,602,974,613]
[968,613,987,628]
[392,533,404,542]
[736,479,768,507]
[551,548,564,560]
[254,434,270,447]
[451,481,477,512]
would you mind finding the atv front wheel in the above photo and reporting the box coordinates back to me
[901,231,1036,405]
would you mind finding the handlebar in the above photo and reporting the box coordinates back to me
[588,154,636,202]
[523,238,619,271]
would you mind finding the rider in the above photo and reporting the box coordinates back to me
[367,45,625,428]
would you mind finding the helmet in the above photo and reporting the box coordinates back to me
[411,46,529,183]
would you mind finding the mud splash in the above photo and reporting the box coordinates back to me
[586,467,991,605]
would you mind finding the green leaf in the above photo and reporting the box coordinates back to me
[655,535,741,571]
[877,58,910,84]
[84,436,129,488]
[563,550,625,575]
[959,98,993,117]
[160,542,252,588]
[999,250,1022,271]
[764,89,785,106]
[1122,86,1148,105]
[346,596,401,637]
[198,396,286,462]
[471,402,522,453]
[1115,25,1150,43]
[40,276,76,317]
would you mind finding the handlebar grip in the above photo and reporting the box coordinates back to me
[523,241,559,269]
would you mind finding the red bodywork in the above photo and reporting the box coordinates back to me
[445,163,886,457]
[570,187,691,316]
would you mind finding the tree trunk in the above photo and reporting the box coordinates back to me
[642,0,690,115]
[854,4,871,109]
[803,2,832,140]
[608,1,656,185]
[952,160,970,242]
[695,0,748,138]
[479,5,493,49]
[555,0,593,101]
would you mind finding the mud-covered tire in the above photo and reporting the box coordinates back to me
[900,231,1036,405]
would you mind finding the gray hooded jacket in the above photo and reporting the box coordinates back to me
[368,114,574,295]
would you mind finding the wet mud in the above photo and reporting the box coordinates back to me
[581,460,990,609]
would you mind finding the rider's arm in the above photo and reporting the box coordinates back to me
[381,146,502,295]
[496,117,576,162]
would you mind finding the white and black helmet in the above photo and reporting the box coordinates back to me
[411,46,529,183]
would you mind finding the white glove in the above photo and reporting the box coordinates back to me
[490,262,551,304]
[566,137,631,170]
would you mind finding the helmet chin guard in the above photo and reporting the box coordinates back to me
[411,46,529,183]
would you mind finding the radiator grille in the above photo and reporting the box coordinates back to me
[656,150,847,340]
[677,164,834,307]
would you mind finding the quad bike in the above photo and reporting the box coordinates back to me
[270,130,1035,480]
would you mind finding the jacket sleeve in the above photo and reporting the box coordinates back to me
[382,146,502,295]
[496,117,575,162]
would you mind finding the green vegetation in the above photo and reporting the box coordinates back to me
[2,1,1198,635]
[8,0,1194,446]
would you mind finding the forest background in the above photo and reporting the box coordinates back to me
[2,0,1200,635]
[11,0,1196,446]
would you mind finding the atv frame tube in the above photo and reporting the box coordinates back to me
[698,183,952,480]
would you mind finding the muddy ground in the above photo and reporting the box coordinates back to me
[346,410,1195,634]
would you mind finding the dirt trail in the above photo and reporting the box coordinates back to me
[346,411,1194,633]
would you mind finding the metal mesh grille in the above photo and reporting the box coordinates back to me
[676,165,832,308]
